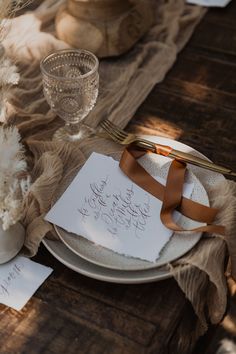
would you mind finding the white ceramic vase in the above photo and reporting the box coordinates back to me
[0,221,25,264]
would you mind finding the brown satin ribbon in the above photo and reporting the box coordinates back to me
[119,146,225,235]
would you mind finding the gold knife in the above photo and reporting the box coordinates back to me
[135,139,236,177]
[98,120,236,177]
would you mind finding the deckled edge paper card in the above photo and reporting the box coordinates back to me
[186,0,232,7]
[45,152,194,262]
[0,256,53,311]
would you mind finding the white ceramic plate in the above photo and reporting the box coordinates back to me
[43,136,224,283]
[43,238,171,284]
[55,156,209,271]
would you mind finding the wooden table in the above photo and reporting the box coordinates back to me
[0,3,235,354]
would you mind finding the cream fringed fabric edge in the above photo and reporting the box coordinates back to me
[170,180,236,343]
[5,0,234,343]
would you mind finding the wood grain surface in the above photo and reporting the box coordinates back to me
[0,2,236,354]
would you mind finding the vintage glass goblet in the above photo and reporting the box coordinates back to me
[40,49,99,141]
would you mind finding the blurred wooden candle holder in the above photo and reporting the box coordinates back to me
[55,0,155,58]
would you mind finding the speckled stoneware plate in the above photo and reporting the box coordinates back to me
[54,139,209,271]
[43,136,224,283]
[43,238,171,284]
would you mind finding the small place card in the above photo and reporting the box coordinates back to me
[186,0,232,7]
[0,256,53,311]
[46,153,194,262]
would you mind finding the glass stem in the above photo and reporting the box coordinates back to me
[65,122,81,136]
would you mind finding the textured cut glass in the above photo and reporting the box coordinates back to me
[41,49,99,141]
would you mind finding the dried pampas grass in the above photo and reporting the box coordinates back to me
[0,1,29,121]
[0,0,33,40]
[0,44,19,123]
[0,2,32,229]
[0,126,30,230]
[1,0,69,63]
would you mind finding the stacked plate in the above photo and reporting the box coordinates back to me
[43,136,224,284]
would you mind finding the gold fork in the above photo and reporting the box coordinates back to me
[99,119,236,177]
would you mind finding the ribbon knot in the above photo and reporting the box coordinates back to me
[119,146,225,235]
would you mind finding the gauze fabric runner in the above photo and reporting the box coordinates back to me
[3,0,236,347]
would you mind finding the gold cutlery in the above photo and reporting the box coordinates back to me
[99,119,236,177]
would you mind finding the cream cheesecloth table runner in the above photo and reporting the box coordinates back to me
[3,0,236,345]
